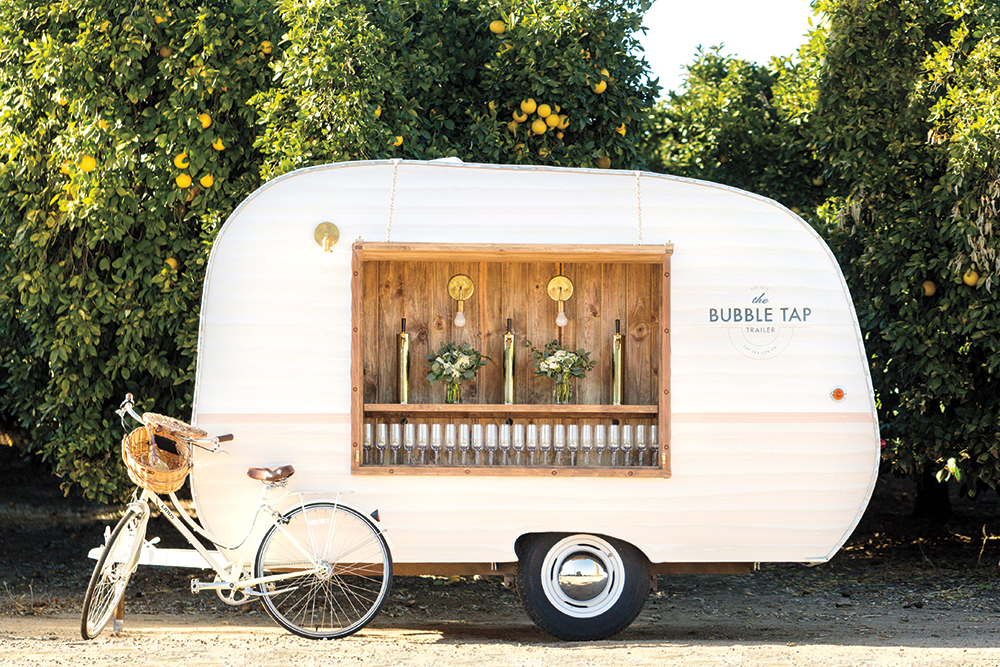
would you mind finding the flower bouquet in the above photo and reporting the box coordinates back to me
[525,339,596,404]
[426,342,489,403]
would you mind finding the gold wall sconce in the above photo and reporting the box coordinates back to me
[448,274,474,328]
[314,222,340,265]
[547,275,574,327]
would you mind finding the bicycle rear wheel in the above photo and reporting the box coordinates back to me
[253,502,392,639]
[81,502,149,639]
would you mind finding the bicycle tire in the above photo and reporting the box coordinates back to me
[253,501,392,639]
[80,502,149,639]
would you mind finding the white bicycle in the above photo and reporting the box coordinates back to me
[81,394,392,640]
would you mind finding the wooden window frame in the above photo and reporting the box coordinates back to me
[350,242,672,477]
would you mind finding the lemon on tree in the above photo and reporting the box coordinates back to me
[536,103,551,118]
[963,269,979,286]
[199,174,214,188]
[530,118,547,135]
[513,109,527,123]
[79,155,97,172]
[165,258,178,270]
[176,173,192,188]
[198,113,212,129]
[392,135,403,146]
[489,20,506,35]
[520,98,537,114]
[173,152,190,168]
[922,280,936,296]
[212,138,225,150]
[545,114,560,128]
[261,40,272,54]
[592,80,607,94]
[596,156,611,169]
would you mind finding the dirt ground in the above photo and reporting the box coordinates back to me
[2,444,1000,666]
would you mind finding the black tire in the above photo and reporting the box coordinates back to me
[80,503,149,639]
[517,533,650,641]
[253,502,392,639]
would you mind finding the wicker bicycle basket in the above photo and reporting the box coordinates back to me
[122,426,192,494]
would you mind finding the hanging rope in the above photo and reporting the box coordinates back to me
[387,159,400,242]
[635,170,644,244]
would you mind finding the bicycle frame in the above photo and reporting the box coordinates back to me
[136,485,342,599]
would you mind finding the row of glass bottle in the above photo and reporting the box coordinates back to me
[362,420,659,467]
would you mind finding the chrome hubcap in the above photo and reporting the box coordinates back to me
[557,553,610,602]
[541,535,625,618]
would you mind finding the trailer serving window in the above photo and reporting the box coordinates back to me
[350,242,672,477]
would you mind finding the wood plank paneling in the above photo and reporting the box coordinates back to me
[577,263,604,405]
[482,263,504,404]
[404,260,431,404]
[361,259,380,405]
[602,264,625,404]
[627,264,654,405]
[362,259,662,407]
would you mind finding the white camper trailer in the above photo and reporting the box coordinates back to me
[184,159,879,640]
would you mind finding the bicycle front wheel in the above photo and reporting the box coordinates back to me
[253,502,392,639]
[81,502,149,639]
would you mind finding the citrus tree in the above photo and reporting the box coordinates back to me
[648,0,1000,510]
[645,47,826,213]
[0,0,659,501]
[252,0,660,177]
[811,0,1000,507]
[0,0,281,501]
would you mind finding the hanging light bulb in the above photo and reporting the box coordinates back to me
[447,274,474,329]
[547,275,574,329]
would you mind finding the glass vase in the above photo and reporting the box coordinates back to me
[445,380,462,404]
[553,375,573,404]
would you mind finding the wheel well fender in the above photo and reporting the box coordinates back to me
[513,531,651,565]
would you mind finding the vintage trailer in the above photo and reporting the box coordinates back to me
[186,158,879,640]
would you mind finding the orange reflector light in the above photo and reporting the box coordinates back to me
[830,387,846,402]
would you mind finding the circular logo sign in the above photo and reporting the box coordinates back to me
[708,286,812,360]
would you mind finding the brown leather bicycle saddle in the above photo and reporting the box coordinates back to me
[246,465,296,483]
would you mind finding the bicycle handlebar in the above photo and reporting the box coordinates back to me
[120,393,142,424]
[118,393,233,451]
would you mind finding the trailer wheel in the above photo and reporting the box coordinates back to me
[517,533,649,641]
